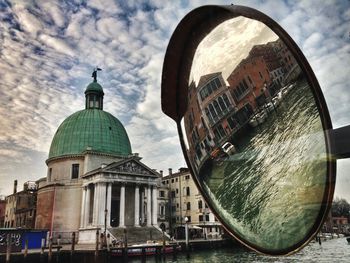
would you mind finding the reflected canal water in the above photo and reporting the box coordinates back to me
[201,79,328,251]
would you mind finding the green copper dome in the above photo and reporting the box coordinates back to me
[48,109,132,160]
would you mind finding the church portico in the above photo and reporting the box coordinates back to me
[78,158,161,243]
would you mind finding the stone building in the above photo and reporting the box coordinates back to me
[162,168,223,239]
[3,180,38,229]
[35,72,164,243]
[0,196,6,227]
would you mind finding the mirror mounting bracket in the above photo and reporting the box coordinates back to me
[329,125,350,159]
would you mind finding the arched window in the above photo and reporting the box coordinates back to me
[213,100,221,115]
[218,96,226,111]
[198,200,203,209]
[209,103,217,118]
[223,93,231,108]
[205,108,212,122]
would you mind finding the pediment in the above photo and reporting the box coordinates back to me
[103,158,158,176]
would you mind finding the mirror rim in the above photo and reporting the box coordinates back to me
[162,4,336,256]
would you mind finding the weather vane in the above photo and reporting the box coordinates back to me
[92,67,102,82]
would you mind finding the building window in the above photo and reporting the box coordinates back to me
[171,179,174,183]
[185,175,190,180]
[159,191,165,197]
[186,187,190,196]
[171,191,175,198]
[160,205,165,216]
[175,178,178,182]
[176,188,179,194]
[186,216,191,222]
[205,214,210,221]
[48,168,52,182]
[72,164,79,179]
[186,202,191,210]
[199,215,203,222]
[198,200,203,209]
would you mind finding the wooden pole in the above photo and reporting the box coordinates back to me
[40,237,45,263]
[106,233,110,252]
[123,228,128,262]
[48,237,53,263]
[71,232,76,252]
[57,234,61,263]
[95,230,99,261]
[24,238,28,260]
[70,232,76,263]
[5,233,11,263]
[162,231,166,259]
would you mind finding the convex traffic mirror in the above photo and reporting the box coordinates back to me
[161,5,338,255]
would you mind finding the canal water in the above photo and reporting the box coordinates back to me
[202,78,329,251]
[127,237,350,262]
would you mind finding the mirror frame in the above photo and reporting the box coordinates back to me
[161,5,336,255]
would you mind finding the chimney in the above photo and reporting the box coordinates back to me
[168,168,172,175]
[160,170,163,176]
[13,180,18,194]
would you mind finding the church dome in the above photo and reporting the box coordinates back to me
[48,74,132,160]
[48,109,132,160]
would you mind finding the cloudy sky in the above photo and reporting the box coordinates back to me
[0,0,349,201]
[191,16,277,84]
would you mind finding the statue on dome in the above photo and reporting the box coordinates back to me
[92,67,102,82]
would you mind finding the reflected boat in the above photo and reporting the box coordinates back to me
[222,142,236,155]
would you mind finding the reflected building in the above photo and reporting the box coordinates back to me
[185,73,236,169]
[185,38,302,171]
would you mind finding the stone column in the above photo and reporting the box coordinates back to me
[119,184,125,227]
[152,186,158,226]
[80,187,86,228]
[134,185,140,227]
[92,183,99,225]
[146,186,152,226]
[140,188,145,224]
[84,186,91,227]
[98,183,107,226]
[106,183,112,228]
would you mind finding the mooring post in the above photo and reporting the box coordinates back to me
[123,228,128,261]
[41,238,45,254]
[106,233,110,252]
[24,238,28,261]
[172,244,177,261]
[70,232,76,263]
[95,230,99,261]
[6,233,11,263]
[100,233,104,250]
[57,234,61,263]
[48,237,53,263]
[162,231,166,259]
[71,232,76,252]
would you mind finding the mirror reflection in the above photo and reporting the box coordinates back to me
[183,17,328,251]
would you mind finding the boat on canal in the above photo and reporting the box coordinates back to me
[111,243,181,257]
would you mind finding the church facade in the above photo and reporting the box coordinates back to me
[35,72,166,243]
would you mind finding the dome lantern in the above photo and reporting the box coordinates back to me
[85,67,104,110]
